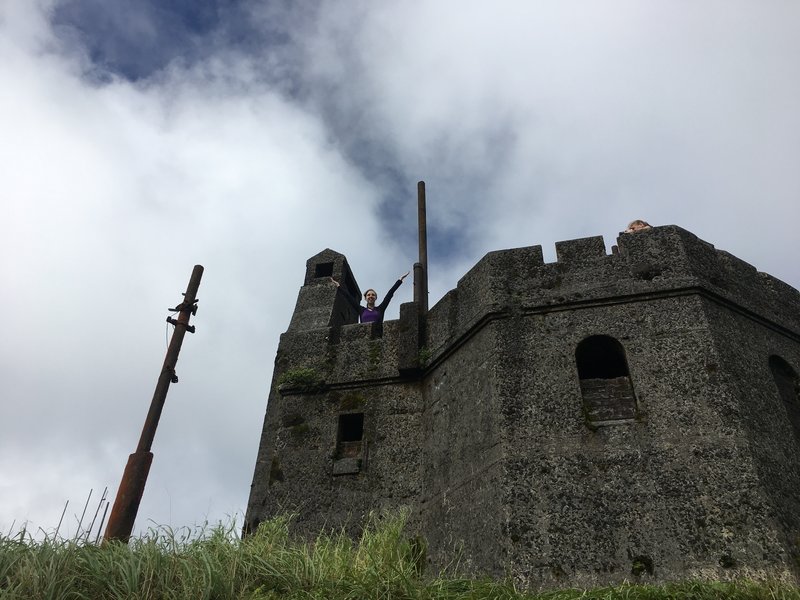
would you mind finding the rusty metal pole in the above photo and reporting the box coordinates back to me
[413,262,424,305]
[417,181,429,313]
[104,265,204,543]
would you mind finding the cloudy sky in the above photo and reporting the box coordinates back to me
[2,0,799,538]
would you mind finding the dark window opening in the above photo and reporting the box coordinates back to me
[338,413,364,442]
[336,413,364,459]
[315,262,334,278]
[769,355,800,443]
[576,335,637,424]
[576,336,629,379]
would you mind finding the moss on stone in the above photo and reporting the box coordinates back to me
[269,457,284,485]
[340,393,366,411]
[277,367,324,392]
[289,423,310,437]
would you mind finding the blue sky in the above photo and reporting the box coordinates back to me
[53,0,252,79]
[2,0,799,538]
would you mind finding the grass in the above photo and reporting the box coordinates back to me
[1,512,799,600]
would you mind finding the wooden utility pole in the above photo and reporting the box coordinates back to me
[104,265,204,543]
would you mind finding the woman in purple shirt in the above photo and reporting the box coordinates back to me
[331,271,409,323]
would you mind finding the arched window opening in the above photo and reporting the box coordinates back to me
[769,355,800,442]
[576,335,637,425]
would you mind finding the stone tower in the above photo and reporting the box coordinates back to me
[245,226,800,588]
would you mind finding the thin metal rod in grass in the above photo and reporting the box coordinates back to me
[84,486,108,544]
[74,489,93,542]
[94,502,110,545]
[54,500,68,540]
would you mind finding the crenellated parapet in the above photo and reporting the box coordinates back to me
[275,226,800,387]
[424,225,800,362]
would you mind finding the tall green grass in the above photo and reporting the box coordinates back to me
[1,512,798,599]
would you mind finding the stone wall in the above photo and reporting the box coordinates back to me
[489,297,790,587]
[421,323,507,575]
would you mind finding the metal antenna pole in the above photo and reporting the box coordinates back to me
[417,181,429,313]
[85,487,108,543]
[104,265,204,543]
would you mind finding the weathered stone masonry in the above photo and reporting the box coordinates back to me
[245,227,800,588]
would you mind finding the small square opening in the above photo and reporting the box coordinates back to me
[337,413,364,442]
[336,413,364,461]
[315,262,334,278]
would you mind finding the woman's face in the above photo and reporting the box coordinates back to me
[365,290,377,307]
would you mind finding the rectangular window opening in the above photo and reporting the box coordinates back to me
[336,413,364,460]
[338,413,363,442]
[315,262,334,278]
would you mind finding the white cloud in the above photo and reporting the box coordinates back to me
[0,1,400,536]
[2,0,799,537]
[301,0,800,280]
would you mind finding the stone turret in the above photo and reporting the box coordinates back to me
[287,249,361,332]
